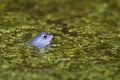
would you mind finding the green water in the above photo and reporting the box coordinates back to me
[0,0,120,80]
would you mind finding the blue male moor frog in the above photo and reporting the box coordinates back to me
[29,32,53,50]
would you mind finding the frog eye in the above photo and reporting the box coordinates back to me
[42,35,47,39]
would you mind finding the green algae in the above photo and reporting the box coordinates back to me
[0,0,120,80]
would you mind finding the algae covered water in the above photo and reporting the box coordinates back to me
[0,0,120,80]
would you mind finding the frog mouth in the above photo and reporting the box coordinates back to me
[47,41,51,45]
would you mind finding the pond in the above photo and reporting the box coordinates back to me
[0,0,120,80]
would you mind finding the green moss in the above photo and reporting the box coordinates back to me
[0,0,120,80]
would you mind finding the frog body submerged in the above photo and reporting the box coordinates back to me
[29,32,53,50]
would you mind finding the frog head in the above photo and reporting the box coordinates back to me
[29,32,53,50]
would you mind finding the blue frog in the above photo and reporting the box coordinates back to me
[29,32,53,50]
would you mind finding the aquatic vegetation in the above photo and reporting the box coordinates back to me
[0,0,120,80]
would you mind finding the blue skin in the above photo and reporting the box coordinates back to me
[29,32,53,50]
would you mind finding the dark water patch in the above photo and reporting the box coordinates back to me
[61,26,78,36]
